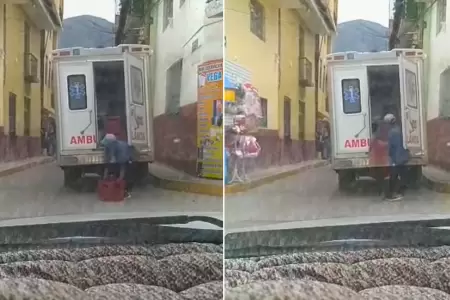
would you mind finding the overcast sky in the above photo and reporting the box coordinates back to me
[63,0,117,22]
[63,0,391,28]
[338,0,391,27]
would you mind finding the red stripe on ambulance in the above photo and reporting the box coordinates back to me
[344,138,370,148]
[70,135,96,145]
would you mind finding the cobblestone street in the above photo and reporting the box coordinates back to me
[0,162,222,221]
[225,165,450,229]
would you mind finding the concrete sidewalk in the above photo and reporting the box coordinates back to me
[148,163,222,196]
[225,160,328,194]
[0,156,54,178]
[423,165,450,193]
[148,160,328,196]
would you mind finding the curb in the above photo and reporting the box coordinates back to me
[0,157,54,178]
[422,173,450,194]
[225,160,329,195]
[149,174,223,197]
[149,160,328,196]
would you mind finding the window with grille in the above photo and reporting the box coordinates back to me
[437,0,447,35]
[165,59,183,114]
[163,0,174,31]
[260,97,268,128]
[250,0,265,41]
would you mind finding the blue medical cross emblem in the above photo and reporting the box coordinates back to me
[343,85,360,104]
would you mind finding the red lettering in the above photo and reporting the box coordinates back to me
[69,135,96,145]
[77,136,86,144]
[344,138,370,148]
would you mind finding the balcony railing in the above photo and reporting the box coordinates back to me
[0,0,27,4]
[299,57,313,87]
[205,0,223,18]
[24,52,39,83]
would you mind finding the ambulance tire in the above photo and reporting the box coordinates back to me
[407,165,422,189]
[338,170,355,191]
[63,167,82,189]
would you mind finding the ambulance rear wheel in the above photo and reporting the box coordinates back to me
[338,170,356,191]
[63,167,82,188]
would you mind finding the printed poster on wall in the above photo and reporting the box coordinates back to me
[196,60,223,180]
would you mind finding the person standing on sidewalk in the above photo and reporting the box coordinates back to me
[321,124,331,161]
[384,113,409,201]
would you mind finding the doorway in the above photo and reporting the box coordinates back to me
[367,65,402,138]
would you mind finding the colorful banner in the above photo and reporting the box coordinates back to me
[196,60,223,179]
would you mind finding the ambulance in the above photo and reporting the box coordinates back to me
[52,44,154,187]
[326,49,427,190]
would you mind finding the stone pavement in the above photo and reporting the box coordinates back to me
[423,165,450,193]
[0,156,54,178]
[225,164,449,229]
[225,160,328,194]
[149,163,222,196]
[0,162,222,221]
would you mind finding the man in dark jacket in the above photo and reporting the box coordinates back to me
[384,113,409,201]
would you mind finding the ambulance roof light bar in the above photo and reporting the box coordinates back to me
[52,44,153,57]
[326,49,426,62]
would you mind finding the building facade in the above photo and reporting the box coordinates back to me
[150,0,223,175]
[396,0,450,170]
[225,0,336,168]
[0,1,62,161]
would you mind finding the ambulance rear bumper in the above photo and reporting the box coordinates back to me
[57,151,154,167]
[332,156,427,170]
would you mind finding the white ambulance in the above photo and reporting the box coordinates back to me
[52,44,154,187]
[326,49,427,190]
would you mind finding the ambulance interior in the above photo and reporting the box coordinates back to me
[93,61,128,144]
[367,65,402,138]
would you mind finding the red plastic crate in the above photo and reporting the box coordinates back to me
[97,179,126,202]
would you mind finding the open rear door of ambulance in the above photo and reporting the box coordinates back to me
[58,61,97,152]
[399,56,424,157]
[123,52,149,152]
[332,66,371,157]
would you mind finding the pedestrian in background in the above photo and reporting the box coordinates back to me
[321,124,331,160]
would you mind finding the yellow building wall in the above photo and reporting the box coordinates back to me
[0,6,5,127]
[44,0,63,115]
[225,0,279,130]
[317,35,330,119]
[317,0,338,120]
[43,30,59,114]
[278,9,316,141]
[225,0,317,141]
[303,31,317,141]
[3,5,41,137]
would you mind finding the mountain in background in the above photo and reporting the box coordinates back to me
[59,15,115,48]
[333,19,389,53]
[59,16,388,54]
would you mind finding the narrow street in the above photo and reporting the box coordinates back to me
[225,165,449,229]
[0,162,222,221]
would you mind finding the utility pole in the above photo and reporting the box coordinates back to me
[115,0,131,46]
[389,0,404,50]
